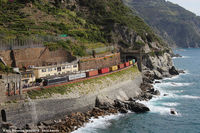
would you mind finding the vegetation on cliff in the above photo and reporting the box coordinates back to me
[0,62,12,73]
[0,0,167,55]
[124,0,200,48]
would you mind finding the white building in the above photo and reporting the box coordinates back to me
[33,62,79,79]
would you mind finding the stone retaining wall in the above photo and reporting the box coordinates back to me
[0,48,76,68]
[79,53,121,70]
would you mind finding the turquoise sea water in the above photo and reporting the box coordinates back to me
[73,48,200,133]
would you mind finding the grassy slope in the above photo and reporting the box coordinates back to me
[27,66,139,99]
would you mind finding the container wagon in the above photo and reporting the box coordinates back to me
[99,67,110,74]
[110,65,118,71]
[86,70,99,77]
[43,76,68,86]
[125,62,129,67]
[132,59,136,64]
[68,72,86,81]
[118,64,125,69]
[129,60,133,65]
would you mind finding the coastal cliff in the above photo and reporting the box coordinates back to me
[124,0,200,48]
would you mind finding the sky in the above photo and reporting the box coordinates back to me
[167,0,200,16]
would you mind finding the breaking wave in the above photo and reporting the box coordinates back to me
[72,114,123,133]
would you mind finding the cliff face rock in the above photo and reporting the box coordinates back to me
[142,52,174,79]
[111,24,137,48]
[124,0,200,48]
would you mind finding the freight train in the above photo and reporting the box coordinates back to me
[43,59,136,86]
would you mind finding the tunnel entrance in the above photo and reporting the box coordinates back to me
[1,109,7,122]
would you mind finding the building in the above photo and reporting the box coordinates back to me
[33,62,79,79]
[21,71,36,85]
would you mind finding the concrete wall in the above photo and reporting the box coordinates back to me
[0,80,6,104]
[0,50,13,67]
[0,70,142,128]
[0,48,76,68]
[79,53,121,70]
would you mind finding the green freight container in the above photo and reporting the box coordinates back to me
[132,59,136,64]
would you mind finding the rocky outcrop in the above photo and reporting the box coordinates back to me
[169,66,179,75]
[142,51,180,79]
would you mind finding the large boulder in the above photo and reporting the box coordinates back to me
[114,99,125,108]
[169,66,179,75]
[153,90,160,96]
[118,107,128,114]
[128,102,150,113]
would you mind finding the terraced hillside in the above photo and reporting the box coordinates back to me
[0,0,167,51]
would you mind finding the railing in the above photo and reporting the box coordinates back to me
[0,39,45,50]
[86,46,115,55]
[0,34,70,50]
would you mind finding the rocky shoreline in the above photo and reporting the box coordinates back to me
[1,65,183,133]
[1,75,172,133]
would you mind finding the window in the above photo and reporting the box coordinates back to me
[54,68,57,70]
[48,68,52,72]
[73,65,77,68]
[42,69,46,72]
[62,66,65,69]
[57,67,61,72]
[1,109,7,122]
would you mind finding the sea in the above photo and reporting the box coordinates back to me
[73,48,200,133]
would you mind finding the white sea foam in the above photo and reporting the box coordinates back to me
[139,95,182,116]
[180,95,200,99]
[172,55,190,59]
[182,56,190,59]
[163,75,180,81]
[172,90,184,93]
[140,99,172,115]
[72,114,123,133]
[165,93,200,99]
[162,102,180,107]
[155,82,192,88]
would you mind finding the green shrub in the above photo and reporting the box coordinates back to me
[0,62,13,73]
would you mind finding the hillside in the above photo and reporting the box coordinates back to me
[124,0,200,48]
[0,0,168,54]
